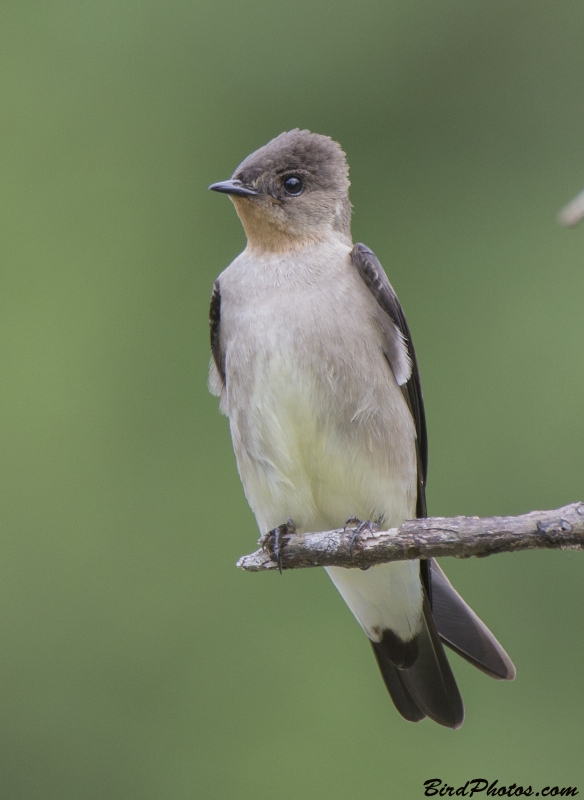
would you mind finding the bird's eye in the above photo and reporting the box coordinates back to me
[282,175,304,196]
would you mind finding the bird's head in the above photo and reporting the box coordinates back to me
[209,129,352,252]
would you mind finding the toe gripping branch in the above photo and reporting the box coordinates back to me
[344,517,380,563]
[262,517,380,573]
[261,519,297,574]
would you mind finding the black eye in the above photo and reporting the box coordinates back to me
[282,175,303,196]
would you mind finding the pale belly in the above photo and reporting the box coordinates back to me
[227,346,417,537]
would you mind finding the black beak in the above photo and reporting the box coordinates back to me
[208,179,259,198]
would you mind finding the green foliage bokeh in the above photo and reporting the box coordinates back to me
[1,1,584,797]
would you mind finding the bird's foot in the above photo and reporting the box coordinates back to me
[261,518,296,574]
[343,517,380,563]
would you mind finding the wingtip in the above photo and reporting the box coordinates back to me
[429,558,516,682]
[504,660,516,682]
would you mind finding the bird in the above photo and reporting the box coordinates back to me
[207,129,515,728]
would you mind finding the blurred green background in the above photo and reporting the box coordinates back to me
[1,1,584,797]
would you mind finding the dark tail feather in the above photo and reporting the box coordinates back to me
[372,596,464,729]
[429,559,516,681]
[370,643,426,723]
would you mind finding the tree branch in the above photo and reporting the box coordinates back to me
[236,502,584,572]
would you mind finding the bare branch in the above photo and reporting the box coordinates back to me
[558,188,584,227]
[236,502,584,572]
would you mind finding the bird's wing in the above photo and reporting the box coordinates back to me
[350,244,514,726]
[209,279,225,389]
[428,558,516,680]
[351,243,466,727]
[350,243,427,518]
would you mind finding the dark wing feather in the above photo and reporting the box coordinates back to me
[210,280,225,386]
[351,244,515,687]
[352,243,465,727]
[428,559,516,681]
[350,243,427,518]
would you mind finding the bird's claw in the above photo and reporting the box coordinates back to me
[343,517,380,560]
[261,518,296,574]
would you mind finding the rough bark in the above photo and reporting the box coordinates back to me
[236,502,584,572]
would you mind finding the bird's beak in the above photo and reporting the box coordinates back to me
[208,179,259,198]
